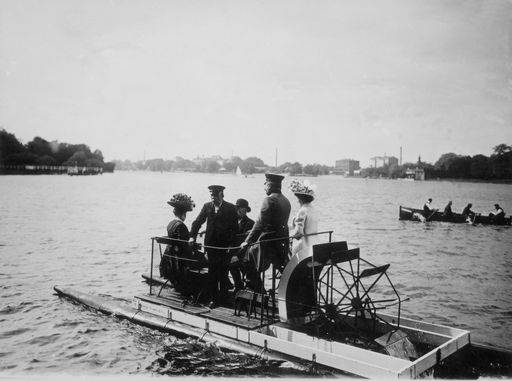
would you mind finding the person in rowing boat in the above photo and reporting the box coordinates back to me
[423,198,436,217]
[229,199,255,291]
[240,173,291,292]
[189,185,238,308]
[160,193,196,294]
[443,201,453,220]
[489,204,505,224]
[289,179,319,255]
[462,203,475,221]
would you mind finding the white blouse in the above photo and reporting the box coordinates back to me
[291,203,319,255]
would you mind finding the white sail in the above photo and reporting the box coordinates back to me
[236,166,242,176]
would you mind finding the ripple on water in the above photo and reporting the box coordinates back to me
[53,320,81,328]
[0,327,32,338]
[25,333,61,346]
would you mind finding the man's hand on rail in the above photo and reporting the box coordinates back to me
[188,238,195,247]
[239,241,248,250]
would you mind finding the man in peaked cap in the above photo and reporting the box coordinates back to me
[190,185,238,308]
[240,173,291,292]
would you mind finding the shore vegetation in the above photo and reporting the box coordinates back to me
[0,129,115,172]
[361,144,512,181]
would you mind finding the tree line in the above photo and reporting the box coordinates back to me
[0,129,115,172]
[114,156,333,176]
[361,144,512,180]
[114,156,268,174]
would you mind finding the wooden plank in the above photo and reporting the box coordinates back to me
[202,309,273,330]
[338,313,454,347]
[206,318,239,340]
[142,273,166,283]
[249,329,404,379]
[378,312,469,337]
[137,291,275,330]
[136,295,272,352]
[398,331,470,378]
[359,264,390,278]
[269,323,411,372]
[308,248,360,267]
[363,314,453,347]
[136,294,210,315]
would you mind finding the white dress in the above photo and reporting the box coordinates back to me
[290,203,319,256]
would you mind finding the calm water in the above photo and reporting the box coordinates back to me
[0,172,511,376]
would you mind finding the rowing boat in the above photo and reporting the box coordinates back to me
[399,206,511,225]
[54,234,511,378]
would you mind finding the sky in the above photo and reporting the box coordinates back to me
[0,0,511,166]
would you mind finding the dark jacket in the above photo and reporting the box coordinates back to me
[167,219,190,241]
[161,218,191,280]
[246,192,291,244]
[245,191,291,269]
[190,201,238,248]
[462,205,475,218]
[423,202,433,216]
[238,215,255,234]
[234,215,255,246]
[443,204,453,218]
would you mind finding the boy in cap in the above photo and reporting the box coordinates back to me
[240,173,291,291]
[189,185,238,308]
[229,199,255,291]
[423,198,434,216]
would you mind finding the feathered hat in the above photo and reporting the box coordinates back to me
[289,179,316,198]
[167,193,195,212]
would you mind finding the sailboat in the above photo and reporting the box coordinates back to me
[235,166,242,176]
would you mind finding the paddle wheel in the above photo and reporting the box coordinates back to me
[278,241,417,359]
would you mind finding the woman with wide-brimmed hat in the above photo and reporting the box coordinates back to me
[160,193,196,293]
[289,179,319,256]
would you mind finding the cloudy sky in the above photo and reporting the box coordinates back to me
[1,0,511,165]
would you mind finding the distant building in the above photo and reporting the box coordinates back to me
[192,155,224,167]
[334,159,360,175]
[369,156,399,168]
[405,167,425,181]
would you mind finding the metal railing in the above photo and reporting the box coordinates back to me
[148,230,334,302]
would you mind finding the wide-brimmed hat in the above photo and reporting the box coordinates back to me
[236,198,251,212]
[167,193,195,211]
[264,173,284,184]
[289,179,316,198]
[208,184,225,194]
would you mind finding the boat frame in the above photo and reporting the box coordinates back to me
[399,206,511,225]
[134,236,471,379]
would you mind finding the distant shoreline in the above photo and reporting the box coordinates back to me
[363,176,512,185]
[429,178,512,185]
[0,164,109,175]
[2,169,511,184]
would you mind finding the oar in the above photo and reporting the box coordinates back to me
[426,209,438,222]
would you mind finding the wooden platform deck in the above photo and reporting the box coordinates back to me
[141,273,279,330]
[137,288,277,330]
